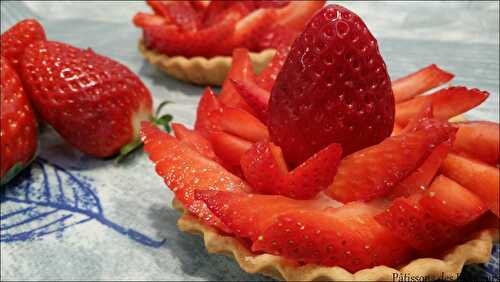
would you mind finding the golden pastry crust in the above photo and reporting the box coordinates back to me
[138,40,276,86]
[173,199,498,282]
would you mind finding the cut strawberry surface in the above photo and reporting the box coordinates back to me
[419,175,487,227]
[253,202,414,272]
[395,87,489,125]
[218,49,255,110]
[326,119,457,203]
[400,101,433,134]
[146,0,199,32]
[230,79,270,123]
[241,141,342,199]
[230,8,278,51]
[141,122,249,230]
[392,64,454,103]
[214,106,269,142]
[209,130,252,167]
[375,197,469,255]
[255,24,298,51]
[441,153,499,217]
[452,121,499,165]
[133,12,170,28]
[388,141,451,199]
[268,4,395,165]
[256,47,290,92]
[172,122,218,162]
[194,87,222,137]
[275,1,326,31]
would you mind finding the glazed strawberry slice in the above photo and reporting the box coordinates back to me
[141,122,250,231]
[133,12,170,28]
[194,87,222,137]
[143,16,236,57]
[275,1,326,31]
[268,5,395,165]
[254,24,298,51]
[388,141,451,199]
[452,121,499,165]
[400,101,433,133]
[392,64,454,103]
[146,0,199,32]
[395,87,489,125]
[230,8,278,51]
[209,130,252,167]
[256,47,290,92]
[253,202,414,272]
[202,1,252,27]
[218,49,256,111]
[375,197,470,255]
[230,79,270,123]
[172,122,219,162]
[190,0,210,13]
[419,175,487,226]
[326,119,457,203]
[213,106,269,142]
[241,141,342,199]
[441,153,499,217]
[1,19,46,71]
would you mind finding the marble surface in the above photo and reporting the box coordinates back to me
[1,1,499,281]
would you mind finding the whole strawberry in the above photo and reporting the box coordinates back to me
[0,56,37,185]
[1,19,46,71]
[268,5,395,165]
[20,41,153,158]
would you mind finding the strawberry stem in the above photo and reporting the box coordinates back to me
[1,162,26,186]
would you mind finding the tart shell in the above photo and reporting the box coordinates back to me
[138,40,276,86]
[173,199,498,281]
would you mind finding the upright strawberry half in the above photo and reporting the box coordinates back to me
[268,4,395,165]
[20,40,153,158]
[0,56,37,185]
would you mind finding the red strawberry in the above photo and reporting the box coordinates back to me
[240,141,342,199]
[274,1,326,31]
[230,8,278,51]
[452,121,499,165]
[230,79,270,123]
[388,141,451,199]
[268,5,395,165]
[209,130,252,167]
[218,48,256,110]
[202,1,253,27]
[172,122,219,162]
[0,56,37,185]
[419,175,487,226]
[212,106,269,142]
[191,0,210,13]
[441,153,499,217]
[146,0,199,31]
[392,64,454,103]
[255,1,290,9]
[194,87,223,137]
[326,119,457,203]
[21,40,153,158]
[375,197,473,255]
[395,87,489,125]
[133,12,170,28]
[1,19,46,71]
[256,47,290,92]
[141,122,250,231]
[254,24,298,51]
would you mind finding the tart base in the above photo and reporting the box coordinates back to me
[138,40,276,86]
[173,199,498,281]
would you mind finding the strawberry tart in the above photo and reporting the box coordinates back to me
[133,1,324,85]
[140,4,499,281]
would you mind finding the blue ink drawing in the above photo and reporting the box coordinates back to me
[0,158,165,247]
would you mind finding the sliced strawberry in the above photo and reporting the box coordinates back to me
[256,47,290,92]
[191,0,210,12]
[326,119,457,203]
[230,79,270,123]
[1,19,46,71]
[391,123,404,136]
[452,121,499,165]
[133,12,170,28]
[255,1,290,9]
[230,8,278,51]
[419,175,487,226]
[441,153,499,217]
[143,16,236,57]
[255,24,298,51]
[172,122,218,162]
[395,87,489,125]
[141,122,250,231]
[275,1,326,31]
[146,0,199,32]
[214,106,269,142]
[400,101,433,133]
[375,197,469,255]
[202,1,252,27]
[218,49,255,111]
[253,202,414,272]
[194,87,222,137]
[388,141,451,199]
[209,130,252,167]
[392,64,454,103]
[241,141,342,199]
